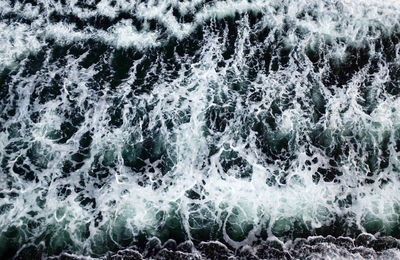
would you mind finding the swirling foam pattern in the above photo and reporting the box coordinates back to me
[1,0,400,258]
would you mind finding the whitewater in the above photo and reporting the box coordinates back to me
[1,0,400,259]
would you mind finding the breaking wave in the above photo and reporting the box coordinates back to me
[1,0,400,258]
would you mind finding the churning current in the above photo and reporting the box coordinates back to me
[1,0,400,259]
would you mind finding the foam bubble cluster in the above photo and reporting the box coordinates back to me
[1,0,400,258]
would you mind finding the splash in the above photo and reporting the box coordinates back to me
[1,0,400,258]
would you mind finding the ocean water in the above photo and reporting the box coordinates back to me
[1,0,400,259]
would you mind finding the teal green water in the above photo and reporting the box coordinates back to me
[1,0,400,258]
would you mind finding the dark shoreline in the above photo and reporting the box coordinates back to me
[41,234,400,259]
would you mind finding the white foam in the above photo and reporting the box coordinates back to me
[2,0,400,256]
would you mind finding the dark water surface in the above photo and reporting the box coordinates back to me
[1,0,400,259]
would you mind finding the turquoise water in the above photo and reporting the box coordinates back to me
[1,0,400,258]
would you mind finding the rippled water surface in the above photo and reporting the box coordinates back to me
[1,0,400,259]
